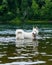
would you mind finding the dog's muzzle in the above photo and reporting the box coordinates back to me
[32,33,36,37]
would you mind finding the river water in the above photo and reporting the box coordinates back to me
[0,24,52,65]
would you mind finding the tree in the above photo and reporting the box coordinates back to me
[35,0,45,8]
[40,0,52,20]
[32,0,40,20]
[7,0,17,14]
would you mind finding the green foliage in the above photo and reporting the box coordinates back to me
[35,0,45,8]
[0,0,52,23]
[10,17,21,25]
[32,0,39,20]
[40,0,52,20]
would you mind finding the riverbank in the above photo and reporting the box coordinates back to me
[0,17,52,25]
[9,18,52,25]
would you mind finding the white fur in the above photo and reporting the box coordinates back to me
[15,27,39,39]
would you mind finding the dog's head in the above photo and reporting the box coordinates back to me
[33,27,39,35]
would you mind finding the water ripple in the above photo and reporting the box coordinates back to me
[0,61,46,65]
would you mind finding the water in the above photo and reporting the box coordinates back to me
[0,24,52,65]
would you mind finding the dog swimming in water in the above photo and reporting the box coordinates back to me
[15,27,39,39]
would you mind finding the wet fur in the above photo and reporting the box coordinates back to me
[15,27,39,39]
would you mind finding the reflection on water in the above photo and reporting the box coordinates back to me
[0,39,46,65]
[16,39,38,47]
[0,24,52,65]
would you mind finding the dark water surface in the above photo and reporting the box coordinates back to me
[0,24,52,65]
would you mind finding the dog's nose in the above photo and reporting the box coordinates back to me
[32,33,36,37]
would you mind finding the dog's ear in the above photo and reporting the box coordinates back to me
[36,26,38,30]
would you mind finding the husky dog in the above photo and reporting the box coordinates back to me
[15,27,39,39]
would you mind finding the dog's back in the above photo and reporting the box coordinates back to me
[15,29,24,39]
